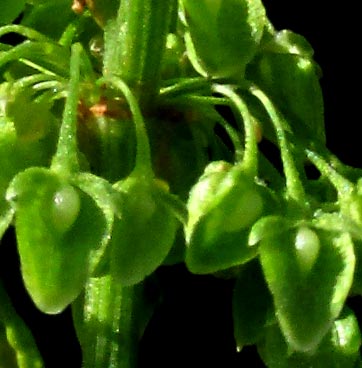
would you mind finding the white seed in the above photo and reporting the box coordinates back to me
[295,227,320,273]
[51,185,81,233]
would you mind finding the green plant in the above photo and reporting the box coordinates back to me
[0,1,361,367]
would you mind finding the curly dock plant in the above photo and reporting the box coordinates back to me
[0,1,361,367]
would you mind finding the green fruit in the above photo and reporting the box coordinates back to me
[259,228,355,352]
[110,176,178,286]
[246,43,325,144]
[6,167,106,314]
[185,161,266,274]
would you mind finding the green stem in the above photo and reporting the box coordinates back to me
[32,80,64,92]
[0,282,43,368]
[305,148,354,196]
[199,104,244,162]
[0,43,68,77]
[249,85,307,205]
[12,74,64,91]
[99,76,153,178]
[159,77,212,98]
[213,84,258,177]
[94,115,134,182]
[170,95,230,106]
[215,112,244,162]
[51,43,82,175]
[0,24,52,42]
[73,276,139,368]
[58,11,90,47]
[103,0,176,111]
[310,144,362,183]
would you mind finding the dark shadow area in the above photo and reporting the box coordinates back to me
[263,0,360,167]
[139,264,265,367]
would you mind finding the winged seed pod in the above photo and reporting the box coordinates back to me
[6,167,107,314]
[110,176,179,286]
[185,161,267,274]
[181,0,266,79]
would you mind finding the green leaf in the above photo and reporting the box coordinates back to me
[6,167,107,314]
[259,229,355,352]
[0,0,26,24]
[232,260,273,350]
[181,0,266,79]
[21,0,76,40]
[262,29,315,58]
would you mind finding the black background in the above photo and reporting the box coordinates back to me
[0,2,360,367]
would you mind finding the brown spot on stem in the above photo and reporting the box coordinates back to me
[72,0,86,14]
